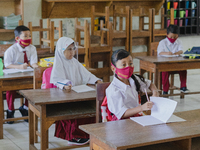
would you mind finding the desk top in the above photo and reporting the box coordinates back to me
[136,56,200,64]
[19,86,96,105]
[80,109,200,150]
[0,71,33,80]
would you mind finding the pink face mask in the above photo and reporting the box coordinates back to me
[112,63,134,79]
[167,37,177,43]
[19,39,31,47]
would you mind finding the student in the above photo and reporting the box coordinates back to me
[50,37,102,145]
[106,49,159,121]
[157,24,189,95]
[4,25,38,124]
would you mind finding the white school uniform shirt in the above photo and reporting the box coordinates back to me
[157,37,183,56]
[106,75,151,120]
[50,37,100,89]
[4,43,38,68]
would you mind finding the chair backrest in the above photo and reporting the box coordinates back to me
[91,5,109,36]
[150,42,159,56]
[33,67,49,89]
[96,82,110,123]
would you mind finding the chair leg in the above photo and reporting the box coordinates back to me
[20,98,23,106]
[170,75,174,95]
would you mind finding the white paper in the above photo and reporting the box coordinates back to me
[72,84,95,93]
[131,97,185,126]
[3,67,34,74]
[160,55,179,57]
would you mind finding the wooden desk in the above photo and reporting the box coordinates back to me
[19,87,96,150]
[80,109,200,150]
[0,72,33,139]
[42,0,164,18]
[136,56,200,96]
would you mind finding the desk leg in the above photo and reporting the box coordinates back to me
[40,105,48,150]
[0,90,3,139]
[29,105,34,148]
[154,68,161,90]
[173,138,191,150]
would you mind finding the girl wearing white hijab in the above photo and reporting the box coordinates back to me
[50,37,101,145]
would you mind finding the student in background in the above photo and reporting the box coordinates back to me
[157,24,189,94]
[4,25,38,124]
[106,49,159,121]
[50,37,102,145]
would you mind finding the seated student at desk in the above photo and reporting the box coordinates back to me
[50,37,102,145]
[157,24,189,95]
[105,49,159,121]
[4,25,38,124]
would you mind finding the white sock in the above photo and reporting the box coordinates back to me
[8,109,12,112]
[23,105,28,110]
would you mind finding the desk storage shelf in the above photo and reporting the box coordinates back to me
[164,0,199,35]
[0,0,24,41]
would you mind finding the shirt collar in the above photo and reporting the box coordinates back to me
[16,42,30,52]
[112,75,135,91]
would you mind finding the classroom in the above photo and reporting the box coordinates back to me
[0,0,200,150]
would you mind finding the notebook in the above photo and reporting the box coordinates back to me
[3,67,34,74]
[131,97,186,126]
[72,85,95,93]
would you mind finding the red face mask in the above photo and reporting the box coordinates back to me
[167,37,177,43]
[112,63,134,79]
[19,39,31,47]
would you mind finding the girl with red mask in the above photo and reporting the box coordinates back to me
[157,24,189,95]
[105,49,159,120]
[4,25,38,124]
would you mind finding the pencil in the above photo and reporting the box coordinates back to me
[144,88,150,102]
[57,82,69,86]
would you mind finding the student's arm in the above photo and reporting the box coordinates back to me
[149,83,160,97]
[31,63,39,68]
[121,101,153,119]
[159,51,173,55]
[174,50,183,55]
[6,63,28,69]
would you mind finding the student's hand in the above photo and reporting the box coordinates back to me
[152,90,160,97]
[141,101,154,111]
[64,84,72,92]
[95,80,103,84]
[19,63,28,69]
[168,52,173,55]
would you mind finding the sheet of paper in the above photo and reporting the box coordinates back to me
[160,55,179,57]
[3,69,20,74]
[130,97,182,126]
[72,84,95,93]
[3,67,34,74]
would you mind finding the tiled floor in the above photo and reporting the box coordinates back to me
[1,69,200,150]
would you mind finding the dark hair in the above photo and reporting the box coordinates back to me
[14,25,30,37]
[167,24,178,34]
[111,49,145,92]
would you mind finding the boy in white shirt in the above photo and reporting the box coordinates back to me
[157,24,189,95]
[4,25,38,124]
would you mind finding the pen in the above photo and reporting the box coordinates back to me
[144,88,150,102]
[17,62,23,65]
[166,45,171,52]
[57,82,69,86]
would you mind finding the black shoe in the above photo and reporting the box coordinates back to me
[19,105,28,122]
[163,91,168,95]
[6,110,15,124]
[68,138,90,145]
[180,87,189,93]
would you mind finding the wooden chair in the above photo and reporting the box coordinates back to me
[111,5,130,51]
[152,8,174,42]
[150,42,182,98]
[28,19,62,55]
[74,18,112,82]
[129,8,153,56]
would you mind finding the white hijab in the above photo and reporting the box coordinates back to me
[50,37,91,86]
